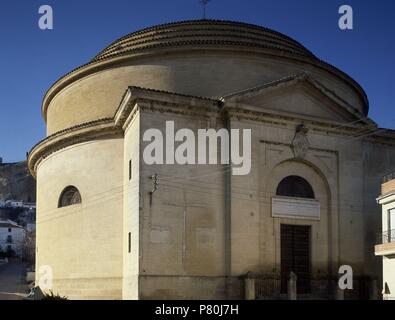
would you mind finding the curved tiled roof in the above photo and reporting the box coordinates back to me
[92,19,316,62]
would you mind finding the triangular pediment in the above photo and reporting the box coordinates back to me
[222,74,374,125]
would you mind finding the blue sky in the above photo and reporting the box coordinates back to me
[0,0,394,162]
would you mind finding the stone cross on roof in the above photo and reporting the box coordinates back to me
[199,0,211,19]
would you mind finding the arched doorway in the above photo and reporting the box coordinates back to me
[276,176,315,294]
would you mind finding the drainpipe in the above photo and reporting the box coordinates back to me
[223,108,232,298]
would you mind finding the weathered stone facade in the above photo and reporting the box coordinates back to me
[29,20,395,299]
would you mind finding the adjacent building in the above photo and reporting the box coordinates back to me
[375,174,395,299]
[0,219,26,257]
[0,160,36,264]
[29,20,395,299]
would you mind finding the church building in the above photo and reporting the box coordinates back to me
[29,20,395,299]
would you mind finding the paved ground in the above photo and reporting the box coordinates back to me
[0,261,28,300]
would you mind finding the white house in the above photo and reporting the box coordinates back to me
[4,200,24,208]
[0,219,26,257]
[375,174,395,300]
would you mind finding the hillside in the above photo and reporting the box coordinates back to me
[0,160,35,203]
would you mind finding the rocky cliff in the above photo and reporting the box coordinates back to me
[0,160,36,202]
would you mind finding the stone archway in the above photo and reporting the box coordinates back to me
[267,159,333,294]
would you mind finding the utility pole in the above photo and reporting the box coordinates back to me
[149,174,158,206]
[151,174,158,194]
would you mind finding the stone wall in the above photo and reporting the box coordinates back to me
[35,139,124,299]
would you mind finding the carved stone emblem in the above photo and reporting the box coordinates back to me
[292,124,310,159]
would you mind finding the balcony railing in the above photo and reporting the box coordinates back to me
[377,229,395,245]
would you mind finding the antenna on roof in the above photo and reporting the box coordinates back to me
[199,0,211,20]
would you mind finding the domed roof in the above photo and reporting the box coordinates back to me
[92,19,316,62]
[30,19,372,176]
[41,19,369,128]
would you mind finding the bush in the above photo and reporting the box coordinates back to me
[42,290,68,300]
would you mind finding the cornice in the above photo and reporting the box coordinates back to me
[29,88,221,177]
[364,133,395,147]
[259,139,339,156]
[29,87,393,178]
[222,73,372,126]
[377,190,395,204]
[227,105,395,146]
[223,105,364,133]
[28,119,121,178]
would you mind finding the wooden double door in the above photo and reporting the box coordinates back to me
[281,224,311,294]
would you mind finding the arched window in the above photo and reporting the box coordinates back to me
[276,176,315,199]
[58,186,82,208]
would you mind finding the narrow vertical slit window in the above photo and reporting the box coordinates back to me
[128,232,131,253]
[129,160,132,181]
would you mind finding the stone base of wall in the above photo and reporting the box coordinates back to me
[39,275,243,300]
[42,277,123,300]
[139,276,243,300]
